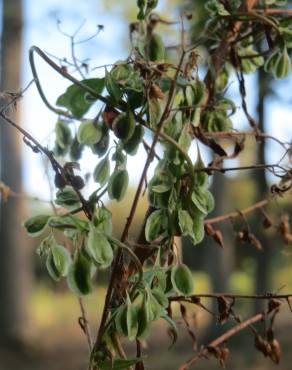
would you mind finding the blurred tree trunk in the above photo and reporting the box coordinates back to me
[0,0,31,345]
[206,173,234,293]
[253,68,272,311]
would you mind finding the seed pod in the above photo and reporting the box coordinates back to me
[51,244,71,278]
[126,294,139,341]
[70,137,84,161]
[123,125,144,155]
[67,250,93,295]
[274,48,291,79]
[54,173,67,189]
[115,305,128,337]
[112,111,136,141]
[191,79,206,105]
[148,33,165,62]
[264,51,279,74]
[91,131,110,157]
[171,263,194,296]
[55,120,72,150]
[137,295,150,339]
[71,175,85,190]
[93,156,110,186]
[147,291,162,321]
[46,251,62,281]
[108,169,129,201]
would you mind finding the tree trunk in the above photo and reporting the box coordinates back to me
[253,68,272,312]
[0,0,31,345]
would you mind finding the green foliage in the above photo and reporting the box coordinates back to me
[56,78,105,118]
[24,0,292,367]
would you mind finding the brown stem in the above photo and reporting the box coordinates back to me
[204,199,268,225]
[178,310,273,369]
[78,298,93,351]
[93,48,187,354]
[170,292,292,302]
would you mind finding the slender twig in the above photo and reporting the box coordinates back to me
[178,308,279,370]
[170,292,292,302]
[205,199,268,225]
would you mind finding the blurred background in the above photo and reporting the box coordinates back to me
[0,0,291,369]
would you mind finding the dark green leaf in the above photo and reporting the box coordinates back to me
[56,78,105,118]
[108,169,129,201]
[24,214,50,237]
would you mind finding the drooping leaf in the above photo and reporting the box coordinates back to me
[67,250,93,295]
[87,225,113,268]
[126,294,139,341]
[56,78,105,118]
[93,156,110,186]
[51,244,71,277]
[145,209,167,242]
[55,187,80,209]
[55,120,72,149]
[92,207,112,236]
[178,209,194,237]
[171,263,194,296]
[24,214,50,237]
[108,169,129,201]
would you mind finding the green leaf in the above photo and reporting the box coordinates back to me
[55,187,80,209]
[115,305,128,337]
[145,209,167,242]
[67,250,93,295]
[191,189,215,215]
[192,216,205,245]
[91,130,110,157]
[77,120,103,145]
[152,288,169,308]
[194,149,208,187]
[70,136,84,161]
[137,295,150,339]
[112,111,136,141]
[87,225,113,268]
[23,214,50,237]
[51,244,71,277]
[56,78,105,118]
[55,120,72,149]
[171,263,194,296]
[123,125,144,155]
[108,169,129,201]
[148,33,165,61]
[46,251,62,281]
[126,294,139,341]
[274,48,291,79]
[93,156,110,186]
[178,123,192,151]
[147,291,162,321]
[178,209,194,237]
[105,70,122,103]
[92,207,112,236]
[36,235,53,257]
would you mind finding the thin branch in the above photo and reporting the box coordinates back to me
[178,308,278,370]
[205,199,268,225]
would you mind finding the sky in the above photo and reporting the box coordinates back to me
[16,0,292,201]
